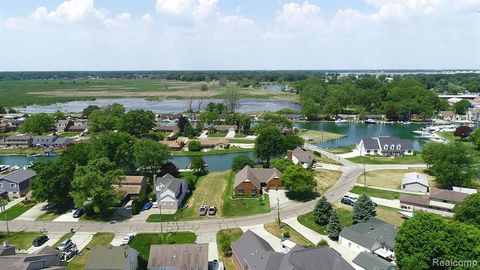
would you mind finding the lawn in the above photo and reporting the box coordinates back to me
[264,222,314,246]
[59,132,79,138]
[222,172,271,217]
[0,148,43,155]
[2,202,36,220]
[147,171,229,222]
[297,208,352,235]
[315,169,342,195]
[350,186,401,200]
[172,147,251,156]
[208,131,227,138]
[298,130,345,143]
[0,231,43,249]
[356,169,436,190]
[347,155,425,164]
[375,206,405,226]
[67,232,114,270]
[315,154,342,165]
[327,145,356,154]
[228,138,255,144]
[129,232,197,269]
[36,211,63,221]
[216,229,243,270]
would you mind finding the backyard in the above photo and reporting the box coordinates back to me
[67,232,114,270]
[350,186,402,200]
[333,201,405,226]
[264,222,314,246]
[216,229,243,270]
[356,169,436,190]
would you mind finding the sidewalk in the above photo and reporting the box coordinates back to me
[4,197,24,211]
[16,202,47,221]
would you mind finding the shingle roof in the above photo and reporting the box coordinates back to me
[340,218,398,251]
[399,194,430,207]
[234,166,282,189]
[377,136,414,150]
[147,244,208,269]
[85,245,138,270]
[291,147,315,165]
[361,137,380,150]
[155,174,186,194]
[1,169,36,184]
[430,188,469,203]
[353,252,397,270]
[402,172,429,187]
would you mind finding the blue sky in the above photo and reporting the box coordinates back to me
[0,0,479,71]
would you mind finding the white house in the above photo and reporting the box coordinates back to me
[286,146,316,169]
[356,136,414,157]
[154,174,188,212]
[402,172,429,193]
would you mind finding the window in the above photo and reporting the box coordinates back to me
[251,189,257,196]
[237,189,244,196]
[383,144,388,150]
[390,144,395,150]
[396,144,401,150]
[10,183,16,188]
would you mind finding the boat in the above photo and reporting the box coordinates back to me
[334,119,347,123]
[0,165,10,172]
[26,154,41,157]
[11,165,20,171]
[364,119,378,124]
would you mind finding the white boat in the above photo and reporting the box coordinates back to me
[0,165,10,172]
[11,165,20,171]
[335,119,347,123]
[364,119,378,124]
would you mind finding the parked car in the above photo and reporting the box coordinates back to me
[143,201,153,210]
[61,244,78,261]
[72,208,84,218]
[32,235,49,247]
[122,233,134,245]
[208,206,217,216]
[210,259,224,270]
[152,201,158,208]
[341,197,354,206]
[58,239,73,251]
[199,205,208,216]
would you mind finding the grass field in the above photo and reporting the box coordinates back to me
[298,130,345,143]
[0,231,43,249]
[0,79,298,107]
[0,148,44,155]
[264,222,314,246]
[347,154,425,164]
[350,186,401,200]
[357,169,436,189]
[129,232,197,269]
[376,206,405,226]
[3,202,36,220]
[228,138,255,144]
[67,232,114,270]
[297,208,352,235]
[216,229,243,270]
[208,131,228,138]
[315,169,342,195]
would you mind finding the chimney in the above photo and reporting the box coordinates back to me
[287,150,293,161]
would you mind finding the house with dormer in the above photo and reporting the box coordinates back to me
[356,136,414,157]
[154,174,188,211]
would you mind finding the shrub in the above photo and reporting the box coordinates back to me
[188,140,201,152]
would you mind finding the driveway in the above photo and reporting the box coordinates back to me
[196,231,218,261]
[199,130,208,139]
[339,149,361,158]
[71,232,94,252]
[225,130,235,139]
[240,224,282,252]
[53,209,79,222]
[128,208,161,222]
[16,202,47,221]
[346,192,400,209]
[26,232,65,254]
[267,190,298,209]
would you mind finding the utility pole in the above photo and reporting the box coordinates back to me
[159,202,164,243]
[0,203,9,236]
[363,163,367,188]
[277,198,280,226]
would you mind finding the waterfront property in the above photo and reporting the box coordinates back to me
[55,119,73,133]
[199,138,230,150]
[32,135,73,148]
[114,175,147,201]
[231,230,354,270]
[147,243,208,270]
[0,135,33,148]
[0,168,36,197]
[85,245,139,270]
[401,172,429,193]
[287,146,316,169]
[356,136,414,156]
[234,166,282,196]
[154,174,188,211]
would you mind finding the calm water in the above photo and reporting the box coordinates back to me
[19,98,300,114]
[294,121,427,151]
[262,84,285,91]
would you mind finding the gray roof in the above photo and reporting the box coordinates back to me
[430,188,469,203]
[340,218,398,251]
[399,194,430,207]
[232,230,354,270]
[32,135,57,140]
[361,137,380,150]
[360,136,413,151]
[234,166,282,189]
[147,244,208,269]
[353,252,397,270]
[1,169,36,184]
[291,147,316,166]
[53,137,73,145]
[85,245,138,270]
[155,174,186,194]
[402,172,429,187]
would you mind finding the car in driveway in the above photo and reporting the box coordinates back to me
[341,197,355,206]
[58,239,73,251]
[72,208,84,218]
[32,235,49,247]
[143,201,153,210]
[199,205,208,216]
[208,206,217,216]
[210,259,224,270]
[122,233,134,245]
[152,201,158,208]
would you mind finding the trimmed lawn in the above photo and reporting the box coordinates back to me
[3,202,36,220]
[0,231,43,249]
[264,222,314,246]
[130,232,197,269]
[0,148,43,155]
[376,206,405,226]
[67,232,114,270]
[53,232,75,248]
[357,169,436,190]
[208,132,228,137]
[59,132,78,138]
[328,145,356,154]
[228,138,254,144]
[297,207,352,235]
[222,172,270,217]
[172,147,251,156]
[315,169,342,195]
[216,229,243,270]
[347,155,424,164]
[36,211,63,221]
[298,130,345,143]
[350,186,401,200]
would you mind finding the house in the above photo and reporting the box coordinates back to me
[147,244,208,270]
[0,135,33,148]
[199,138,230,150]
[0,168,36,197]
[55,119,73,133]
[85,245,138,270]
[234,166,282,196]
[154,174,188,211]
[155,125,179,133]
[401,172,429,193]
[0,245,65,269]
[161,139,186,151]
[352,252,397,270]
[356,136,414,156]
[114,175,147,200]
[339,218,398,261]
[32,135,58,147]
[287,146,316,169]
[210,125,235,132]
[438,111,456,121]
[51,137,73,148]
[232,230,354,270]
[67,119,88,132]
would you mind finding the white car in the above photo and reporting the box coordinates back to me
[122,233,134,245]
[152,201,158,208]
[210,260,224,270]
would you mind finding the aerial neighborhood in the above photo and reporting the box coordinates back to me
[0,70,479,270]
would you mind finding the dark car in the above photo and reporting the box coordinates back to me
[199,205,208,216]
[58,239,73,251]
[72,208,84,218]
[341,197,354,206]
[32,235,49,247]
[143,201,153,210]
[208,206,217,216]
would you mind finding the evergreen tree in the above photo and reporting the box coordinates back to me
[313,196,332,225]
[327,209,341,240]
[352,194,376,223]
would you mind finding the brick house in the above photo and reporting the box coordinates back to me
[233,166,282,196]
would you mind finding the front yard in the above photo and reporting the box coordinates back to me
[67,232,114,270]
[315,169,342,195]
[0,231,43,249]
[356,169,436,190]
[216,229,243,270]
[264,222,314,246]
[347,154,425,164]
[2,201,36,220]
[297,208,352,235]
[350,186,402,200]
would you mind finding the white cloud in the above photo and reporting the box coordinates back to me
[45,0,105,22]
[117,12,131,21]
[141,13,153,22]
[218,15,255,29]
[155,0,218,19]
[276,1,321,27]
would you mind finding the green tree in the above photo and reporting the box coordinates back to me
[19,113,55,135]
[224,88,239,112]
[119,109,155,138]
[313,196,332,225]
[104,103,125,118]
[453,193,480,227]
[200,84,208,91]
[52,111,65,119]
[270,158,293,172]
[232,155,254,172]
[453,99,470,114]
[188,140,201,151]
[31,160,74,209]
[133,140,171,176]
[261,113,293,130]
[82,105,100,117]
[190,157,206,175]
[0,106,6,114]
[327,209,341,240]
[470,128,480,149]
[89,132,136,172]
[352,194,376,223]
[283,134,304,151]
[89,110,117,132]
[301,98,320,120]
[254,126,285,166]
[72,158,123,215]
[282,164,316,200]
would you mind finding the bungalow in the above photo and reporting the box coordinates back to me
[339,218,398,261]
[114,175,147,200]
[401,172,429,193]
[85,245,138,270]
[199,138,230,150]
[356,136,414,157]
[154,174,188,211]
[161,139,185,151]
[234,166,282,196]
[67,119,89,132]
[55,119,73,133]
[0,135,33,148]
[232,230,354,270]
[147,244,208,270]
[210,124,235,132]
[352,252,397,270]
[0,245,65,269]
[32,135,58,147]
[51,137,73,148]
[0,168,36,197]
[287,146,316,169]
